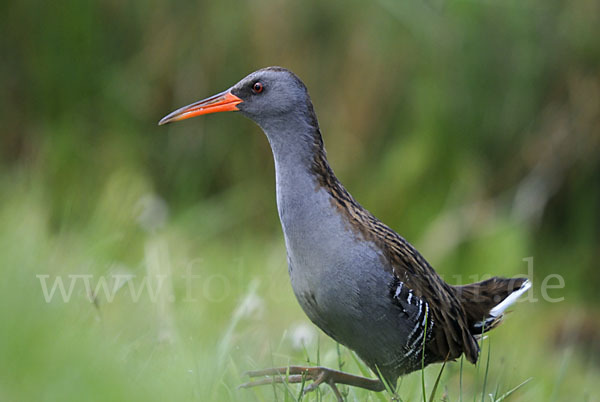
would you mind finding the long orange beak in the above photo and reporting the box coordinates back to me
[158,90,243,125]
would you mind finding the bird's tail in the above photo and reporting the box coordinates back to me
[454,277,531,335]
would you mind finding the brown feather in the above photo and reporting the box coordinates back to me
[308,126,527,367]
[454,277,529,333]
[310,132,480,364]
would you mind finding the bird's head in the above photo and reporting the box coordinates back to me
[159,67,311,128]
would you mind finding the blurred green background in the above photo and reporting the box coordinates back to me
[1,0,599,400]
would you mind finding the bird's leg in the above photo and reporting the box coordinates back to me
[239,366,385,402]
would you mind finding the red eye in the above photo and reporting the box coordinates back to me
[253,82,263,93]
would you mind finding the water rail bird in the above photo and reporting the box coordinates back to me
[159,66,531,399]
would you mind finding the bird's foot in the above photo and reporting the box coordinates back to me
[239,365,384,402]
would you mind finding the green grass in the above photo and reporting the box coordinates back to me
[1,174,598,401]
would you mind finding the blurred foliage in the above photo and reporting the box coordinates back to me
[1,0,599,401]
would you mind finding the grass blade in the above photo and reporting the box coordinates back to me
[494,377,533,402]
[481,337,491,402]
[349,352,389,402]
[459,355,464,402]
[428,358,447,402]
[336,343,345,371]
[550,348,572,402]
[421,308,429,402]
[376,365,396,397]
[473,319,486,402]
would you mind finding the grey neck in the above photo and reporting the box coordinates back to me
[257,113,339,250]
[259,113,319,175]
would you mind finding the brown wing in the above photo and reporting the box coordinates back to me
[311,142,480,364]
[359,214,480,364]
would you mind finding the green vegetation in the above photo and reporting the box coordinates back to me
[1,0,598,400]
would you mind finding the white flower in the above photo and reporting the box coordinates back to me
[290,322,317,350]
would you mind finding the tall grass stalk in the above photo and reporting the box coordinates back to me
[428,359,447,402]
[459,355,464,402]
[421,309,429,402]
[481,337,491,402]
